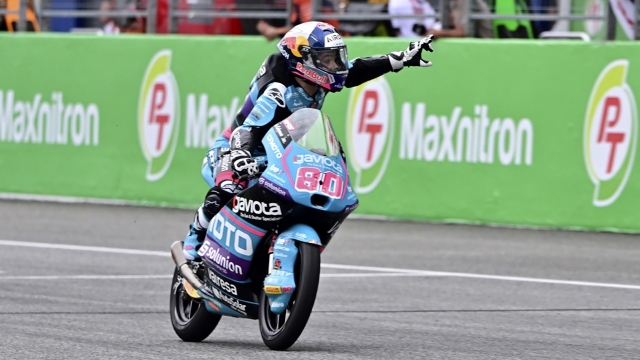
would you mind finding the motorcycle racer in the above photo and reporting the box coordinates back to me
[183,21,435,260]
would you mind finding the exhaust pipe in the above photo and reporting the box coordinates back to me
[170,241,204,290]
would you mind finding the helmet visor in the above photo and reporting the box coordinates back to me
[310,47,348,75]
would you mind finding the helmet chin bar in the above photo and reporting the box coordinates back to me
[293,72,331,91]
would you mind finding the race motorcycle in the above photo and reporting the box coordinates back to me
[169,108,359,350]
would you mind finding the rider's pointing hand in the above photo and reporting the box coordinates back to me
[388,35,435,72]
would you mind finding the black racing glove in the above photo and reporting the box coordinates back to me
[230,149,261,179]
[388,35,434,72]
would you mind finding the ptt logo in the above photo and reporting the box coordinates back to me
[346,76,394,194]
[584,60,637,207]
[138,50,181,181]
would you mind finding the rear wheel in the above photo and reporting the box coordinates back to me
[259,242,321,350]
[170,267,221,342]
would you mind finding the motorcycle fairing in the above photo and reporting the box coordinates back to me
[201,206,267,282]
[197,285,258,318]
[261,136,357,213]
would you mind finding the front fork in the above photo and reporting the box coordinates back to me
[262,224,322,315]
[263,234,299,315]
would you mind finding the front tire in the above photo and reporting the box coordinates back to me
[170,267,221,342]
[259,242,321,350]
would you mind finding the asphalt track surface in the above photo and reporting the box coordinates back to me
[1,200,640,359]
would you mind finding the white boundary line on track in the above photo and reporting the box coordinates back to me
[2,240,640,290]
[0,275,173,280]
[0,273,415,281]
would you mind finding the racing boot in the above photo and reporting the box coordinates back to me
[182,186,232,260]
[182,206,210,261]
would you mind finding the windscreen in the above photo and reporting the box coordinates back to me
[283,108,341,157]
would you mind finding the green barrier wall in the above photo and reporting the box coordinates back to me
[1,34,639,232]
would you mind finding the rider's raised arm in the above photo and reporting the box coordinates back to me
[344,56,393,89]
[344,35,435,89]
[229,82,290,154]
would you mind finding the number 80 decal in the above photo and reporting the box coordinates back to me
[294,167,345,198]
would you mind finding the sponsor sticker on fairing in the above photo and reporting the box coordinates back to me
[208,269,238,295]
[211,287,247,315]
[283,119,295,131]
[264,285,282,294]
[260,178,291,199]
[266,133,283,159]
[232,196,282,216]
[198,239,250,279]
[293,153,343,173]
[271,270,293,277]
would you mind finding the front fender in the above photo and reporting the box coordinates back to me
[277,224,322,246]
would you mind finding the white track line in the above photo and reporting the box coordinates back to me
[321,272,430,278]
[0,275,172,280]
[0,273,414,281]
[322,264,640,290]
[1,240,640,290]
[0,240,168,257]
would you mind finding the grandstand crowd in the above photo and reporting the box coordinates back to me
[0,0,562,39]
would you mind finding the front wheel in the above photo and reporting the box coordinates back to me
[170,267,222,342]
[259,242,321,350]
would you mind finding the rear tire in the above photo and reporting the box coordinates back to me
[259,242,321,350]
[170,267,221,342]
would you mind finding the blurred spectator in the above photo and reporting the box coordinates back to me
[529,0,557,36]
[98,0,146,35]
[99,0,121,34]
[0,0,40,32]
[122,18,144,33]
[388,0,437,38]
[256,0,339,41]
[338,0,394,37]
[121,1,145,33]
[428,0,492,38]
[237,0,286,35]
[490,0,533,38]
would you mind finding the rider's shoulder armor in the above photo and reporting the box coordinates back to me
[254,53,296,95]
[231,53,328,135]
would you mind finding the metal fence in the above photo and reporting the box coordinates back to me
[0,0,638,40]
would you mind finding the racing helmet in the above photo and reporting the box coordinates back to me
[278,21,349,93]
